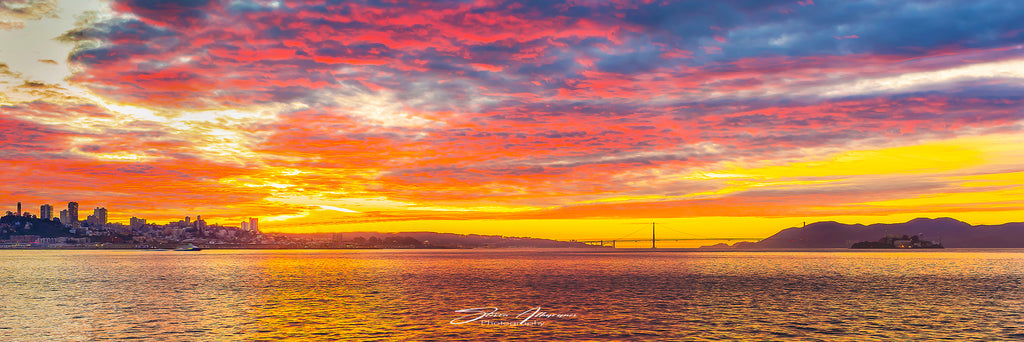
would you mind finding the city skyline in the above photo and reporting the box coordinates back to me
[5,200,250,229]
[1,1,1023,240]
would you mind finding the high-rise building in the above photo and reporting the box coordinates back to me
[185,216,191,225]
[129,216,145,232]
[129,217,146,230]
[195,215,206,231]
[92,207,108,225]
[17,202,21,216]
[68,202,79,228]
[60,209,68,226]
[241,221,249,230]
[249,217,259,233]
[40,204,53,220]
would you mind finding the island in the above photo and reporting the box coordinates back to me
[850,234,943,249]
[704,217,1024,249]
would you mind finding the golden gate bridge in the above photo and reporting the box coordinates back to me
[570,222,762,248]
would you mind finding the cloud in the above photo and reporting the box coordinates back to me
[2,0,1022,227]
[113,0,213,28]
[810,58,1024,98]
[319,205,359,213]
[0,0,58,30]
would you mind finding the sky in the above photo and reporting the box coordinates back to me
[1,0,1023,242]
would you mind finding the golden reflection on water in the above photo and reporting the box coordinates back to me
[2,249,1024,340]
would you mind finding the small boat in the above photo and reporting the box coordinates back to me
[174,243,202,251]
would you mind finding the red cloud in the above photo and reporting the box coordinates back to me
[33,0,1024,226]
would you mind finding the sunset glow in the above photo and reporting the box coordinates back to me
[2,0,1023,241]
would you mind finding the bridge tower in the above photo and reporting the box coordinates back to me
[652,222,656,249]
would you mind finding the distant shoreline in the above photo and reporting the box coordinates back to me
[4,246,1024,252]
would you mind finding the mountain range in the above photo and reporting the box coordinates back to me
[722,217,1024,248]
[274,231,593,248]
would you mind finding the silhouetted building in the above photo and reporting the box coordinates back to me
[195,215,207,231]
[68,202,79,228]
[60,209,68,226]
[94,207,107,225]
[130,217,146,230]
[241,221,249,230]
[10,235,38,243]
[249,217,259,233]
[39,204,53,220]
[851,234,943,249]
[17,202,21,216]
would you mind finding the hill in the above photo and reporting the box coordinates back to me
[0,214,69,239]
[271,231,594,248]
[728,217,1024,248]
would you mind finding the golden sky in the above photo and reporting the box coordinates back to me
[2,0,1023,241]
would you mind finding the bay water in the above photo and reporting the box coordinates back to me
[2,249,1023,341]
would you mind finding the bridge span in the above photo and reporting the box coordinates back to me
[571,238,761,248]
[570,222,762,248]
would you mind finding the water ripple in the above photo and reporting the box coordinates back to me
[1,249,1023,340]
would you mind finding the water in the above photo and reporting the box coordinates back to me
[2,249,1023,341]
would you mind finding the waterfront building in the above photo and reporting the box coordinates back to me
[16,202,21,216]
[60,209,68,226]
[249,217,259,232]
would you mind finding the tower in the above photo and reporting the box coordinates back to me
[17,202,21,216]
[68,202,79,228]
[93,207,107,225]
[249,217,259,233]
[40,204,53,220]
